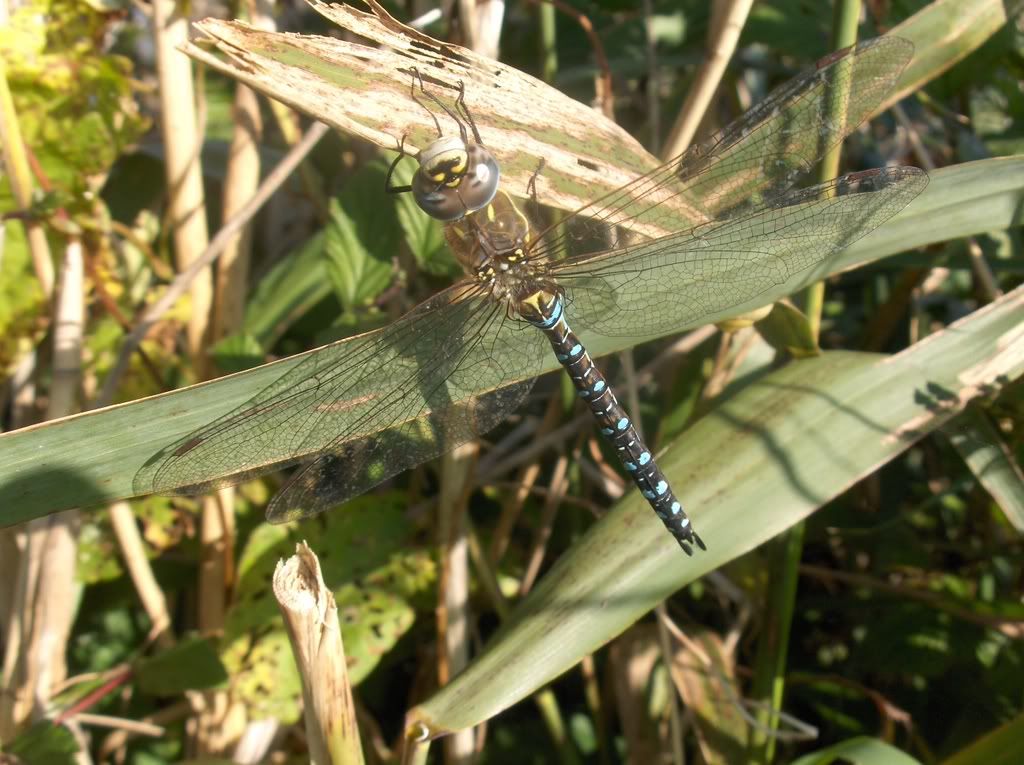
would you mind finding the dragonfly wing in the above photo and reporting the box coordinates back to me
[266,307,547,523]
[265,369,535,522]
[673,37,914,219]
[135,282,547,520]
[558,166,927,338]
[533,37,913,256]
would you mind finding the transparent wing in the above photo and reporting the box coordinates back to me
[531,36,913,257]
[555,167,928,337]
[134,282,548,521]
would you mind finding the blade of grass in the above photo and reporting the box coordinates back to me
[406,283,1024,735]
[0,159,1019,524]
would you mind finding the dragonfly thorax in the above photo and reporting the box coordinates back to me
[477,247,551,307]
[447,189,541,301]
[413,136,500,222]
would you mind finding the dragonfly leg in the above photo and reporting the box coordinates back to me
[408,67,444,138]
[407,68,477,148]
[384,133,414,195]
[453,80,484,146]
[526,158,546,220]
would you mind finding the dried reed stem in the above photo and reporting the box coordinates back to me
[274,543,364,765]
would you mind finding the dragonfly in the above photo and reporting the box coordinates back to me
[135,37,927,555]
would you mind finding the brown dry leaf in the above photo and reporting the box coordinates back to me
[183,0,661,216]
[609,625,672,764]
[668,625,749,763]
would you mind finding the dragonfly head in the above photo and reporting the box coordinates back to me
[414,136,500,222]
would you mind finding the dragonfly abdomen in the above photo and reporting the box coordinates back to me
[518,288,705,555]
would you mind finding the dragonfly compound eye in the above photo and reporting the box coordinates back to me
[413,137,500,222]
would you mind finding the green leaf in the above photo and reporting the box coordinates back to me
[0,0,148,198]
[0,159,1019,525]
[220,495,435,723]
[790,736,923,765]
[76,513,127,584]
[323,163,397,312]
[942,712,1024,765]
[4,720,80,765]
[407,284,1024,734]
[242,230,332,347]
[943,407,1024,533]
[226,628,305,723]
[745,0,834,57]
[886,0,1024,110]
[210,332,267,374]
[755,301,820,358]
[135,635,229,695]
[0,221,46,369]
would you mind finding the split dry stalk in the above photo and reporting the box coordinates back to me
[212,18,278,750]
[488,396,561,563]
[438,441,478,763]
[152,0,212,363]
[274,543,364,765]
[0,57,54,295]
[108,500,174,649]
[518,452,571,595]
[214,82,262,340]
[151,0,227,751]
[0,240,83,736]
[661,0,755,159]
